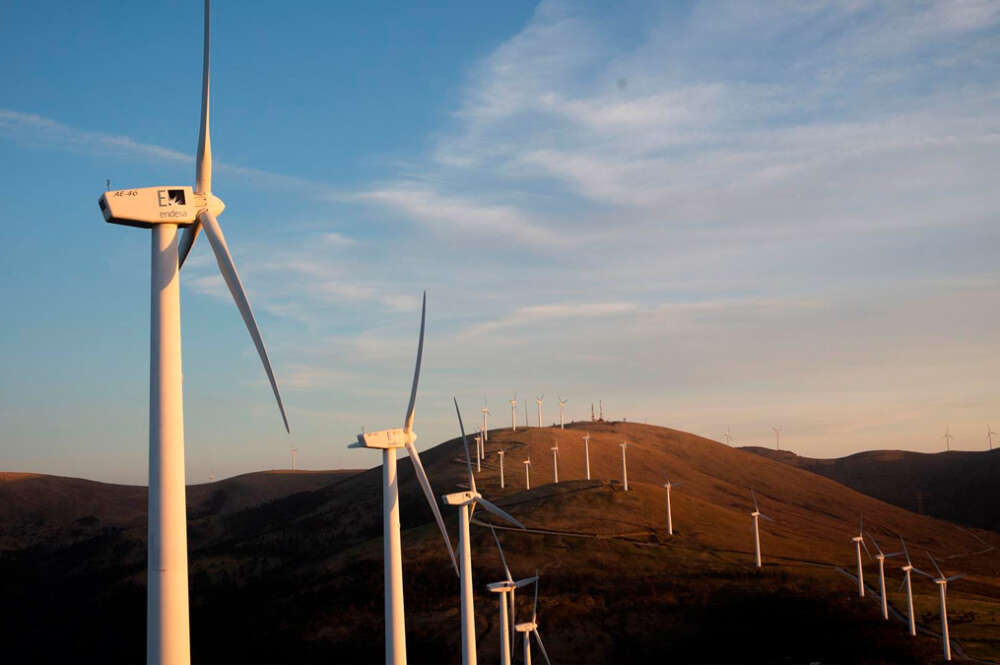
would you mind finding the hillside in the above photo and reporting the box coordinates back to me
[740,446,1000,532]
[2,423,998,664]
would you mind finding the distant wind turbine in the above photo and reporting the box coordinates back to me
[482,403,490,442]
[550,445,559,484]
[498,450,506,489]
[723,426,734,446]
[582,433,591,480]
[290,447,297,472]
[514,575,552,665]
[487,527,537,665]
[599,400,604,421]
[510,395,518,432]
[899,538,927,636]
[524,400,529,428]
[349,294,459,665]
[443,399,525,665]
[987,424,996,451]
[664,478,677,536]
[851,515,870,598]
[867,533,903,620]
[619,441,630,491]
[557,397,567,429]
[772,426,781,451]
[474,435,482,473]
[750,489,774,568]
[536,395,544,428]
[944,426,953,452]
[523,459,532,490]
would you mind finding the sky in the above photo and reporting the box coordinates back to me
[2,1,999,485]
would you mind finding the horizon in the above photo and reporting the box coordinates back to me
[2,1,999,485]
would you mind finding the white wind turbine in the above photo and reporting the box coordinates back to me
[443,400,525,665]
[536,395,544,428]
[487,526,538,665]
[851,515,871,598]
[723,426,734,446]
[498,450,506,489]
[582,432,592,480]
[619,441,630,491]
[921,552,966,661]
[349,294,459,665]
[523,458,532,490]
[898,537,928,637]
[557,397,567,429]
[986,424,996,450]
[514,575,552,665]
[510,394,518,432]
[749,489,774,568]
[663,478,678,536]
[97,3,289,662]
[867,533,903,620]
[944,426,954,451]
[772,426,781,450]
[482,403,490,442]
[474,435,482,473]
[550,445,559,484]
[524,399,530,428]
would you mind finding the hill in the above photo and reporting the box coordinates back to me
[740,446,1000,532]
[2,423,998,664]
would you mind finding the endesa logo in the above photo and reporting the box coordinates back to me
[157,189,187,207]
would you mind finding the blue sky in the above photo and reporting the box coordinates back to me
[2,1,999,484]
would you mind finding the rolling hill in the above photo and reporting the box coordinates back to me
[2,423,998,664]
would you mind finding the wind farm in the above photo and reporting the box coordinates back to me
[3,1,1000,665]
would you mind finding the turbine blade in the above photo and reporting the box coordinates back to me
[454,397,477,495]
[197,210,289,432]
[477,497,525,529]
[899,577,908,592]
[928,552,945,579]
[403,292,425,434]
[911,566,933,579]
[405,440,459,577]
[532,572,539,622]
[177,222,202,269]
[946,574,966,583]
[490,526,513,583]
[515,575,539,589]
[195,0,212,195]
[900,537,911,565]
[759,512,774,523]
[866,532,884,557]
[861,537,873,561]
[532,630,552,665]
[751,488,759,512]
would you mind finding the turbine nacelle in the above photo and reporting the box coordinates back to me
[352,427,416,449]
[442,490,480,507]
[99,186,225,228]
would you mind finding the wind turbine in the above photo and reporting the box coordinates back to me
[944,426,953,451]
[498,450,506,489]
[535,395,544,428]
[663,478,678,536]
[723,426,734,446]
[482,403,490,442]
[619,441,629,491]
[550,445,559,484]
[922,552,966,661]
[443,400,525,665]
[582,432,591,480]
[97,3,289,662]
[474,435,482,473]
[851,515,870,598]
[349,294,459,665]
[557,397,567,429]
[590,403,595,422]
[772,426,781,450]
[599,400,604,421]
[514,575,552,665]
[524,399,529,428]
[899,537,927,637]
[487,526,537,665]
[867,533,903,620]
[290,447,297,472]
[987,425,996,450]
[750,489,773,568]
[523,458,532,490]
[510,395,518,432]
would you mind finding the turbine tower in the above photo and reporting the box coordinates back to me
[524,399,529,428]
[772,426,781,450]
[582,432,591,480]
[535,395,544,428]
[944,425,953,451]
[349,294,459,665]
[498,450,506,489]
[750,489,773,568]
[590,403,595,422]
[851,515,870,598]
[482,403,490,442]
[510,394,518,432]
[97,3,290,662]
[988,424,997,450]
[523,459,532,490]
[557,397,567,429]
[444,400,525,665]
[663,479,675,536]
[474,435,482,473]
[922,553,966,661]
[599,400,604,421]
[723,426,734,446]
[550,445,559,484]
[867,533,903,620]
[619,441,629,491]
